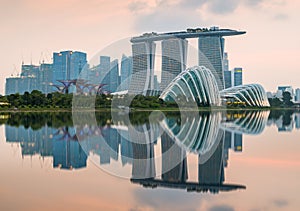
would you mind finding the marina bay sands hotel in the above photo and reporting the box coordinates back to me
[128,27,246,96]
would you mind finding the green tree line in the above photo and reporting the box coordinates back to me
[0,90,178,109]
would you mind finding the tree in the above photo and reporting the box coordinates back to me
[31,90,46,107]
[282,91,294,107]
[7,93,22,108]
[268,97,282,107]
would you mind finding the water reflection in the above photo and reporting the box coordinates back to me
[3,109,300,194]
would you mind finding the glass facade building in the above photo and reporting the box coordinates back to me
[233,68,243,86]
[199,37,225,91]
[106,59,119,93]
[5,77,22,95]
[295,88,300,103]
[160,66,221,107]
[161,38,188,91]
[129,41,156,96]
[224,70,232,89]
[220,84,270,107]
[120,55,133,91]
[53,51,87,88]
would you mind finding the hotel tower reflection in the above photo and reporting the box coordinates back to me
[5,110,299,193]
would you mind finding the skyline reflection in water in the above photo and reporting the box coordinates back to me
[1,110,300,210]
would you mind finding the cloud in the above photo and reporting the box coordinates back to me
[273,199,288,208]
[128,0,258,33]
[207,0,239,14]
[133,188,205,210]
[273,13,288,21]
[132,5,208,32]
[209,205,235,211]
[128,1,149,13]
[179,0,206,8]
[244,0,263,7]
[128,0,289,32]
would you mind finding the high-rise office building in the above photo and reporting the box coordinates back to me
[199,36,225,90]
[234,133,243,152]
[223,52,232,89]
[102,127,120,161]
[120,55,133,91]
[223,52,229,72]
[233,67,243,86]
[5,77,21,95]
[6,64,54,95]
[161,38,188,91]
[6,64,40,95]
[21,64,40,77]
[223,52,243,89]
[101,58,120,93]
[52,50,87,87]
[129,27,245,95]
[161,132,188,183]
[6,51,87,95]
[100,56,111,75]
[294,113,300,129]
[39,63,53,94]
[20,64,39,92]
[109,59,120,93]
[224,70,232,89]
[120,132,133,165]
[276,86,294,99]
[294,88,300,103]
[98,56,111,86]
[53,139,87,170]
[198,136,224,185]
[129,41,156,95]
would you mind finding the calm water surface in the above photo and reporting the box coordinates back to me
[1,110,300,211]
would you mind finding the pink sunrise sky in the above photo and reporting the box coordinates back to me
[0,0,299,94]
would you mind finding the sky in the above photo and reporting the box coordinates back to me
[1,0,300,94]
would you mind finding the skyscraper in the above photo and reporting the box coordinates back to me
[120,55,133,91]
[233,67,243,86]
[161,132,188,183]
[101,58,120,93]
[276,86,294,100]
[129,41,156,95]
[198,136,225,185]
[21,64,39,77]
[39,63,53,94]
[53,139,87,170]
[223,52,229,72]
[234,133,243,152]
[99,56,111,87]
[294,88,300,103]
[130,27,245,95]
[161,38,188,91]
[100,56,111,74]
[109,59,119,93]
[224,70,232,89]
[199,36,225,90]
[294,113,300,129]
[52,50,87,88]
[223,52,232,89]
[5,77,21,95]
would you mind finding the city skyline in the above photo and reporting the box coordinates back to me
[1,1,300,95]
[6,46,299,97]
[5,27,243,96]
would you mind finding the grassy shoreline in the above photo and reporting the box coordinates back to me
[0,106,299,113]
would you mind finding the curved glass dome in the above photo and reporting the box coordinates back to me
[220,84,270,107]
[220,110,269,135]
[160,66,221,106]
[160,111,224,164]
